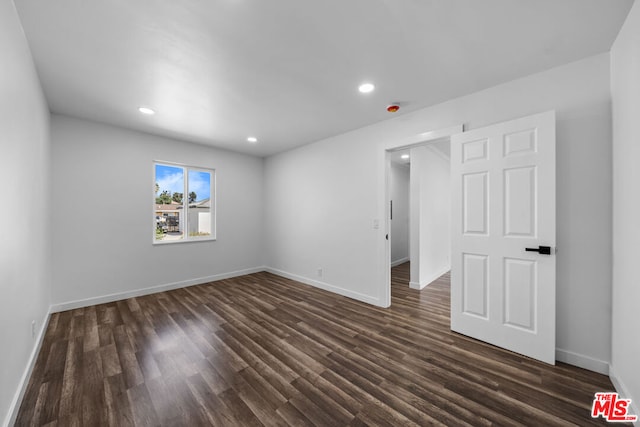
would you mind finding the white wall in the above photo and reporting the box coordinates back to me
[611,0,640,417]
[0,1,51,425]
[409,146,451,289]
[390,162,409,265]
[264,130,389,305]
[51,115,265,309]
[264,53,612,372]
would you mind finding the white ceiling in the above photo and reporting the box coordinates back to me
[390,149,412,166]
[15,0,633,157]
[390,140,450,165]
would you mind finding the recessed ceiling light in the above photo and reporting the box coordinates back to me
[358,83,375,93]
[401,154,410,160]
[138,107,155,115]
[247,136,258,143]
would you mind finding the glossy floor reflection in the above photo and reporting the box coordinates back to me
[15,263,618,426]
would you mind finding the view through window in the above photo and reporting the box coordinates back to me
[154,162,215,243]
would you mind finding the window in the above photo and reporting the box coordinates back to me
[154,162,215,243]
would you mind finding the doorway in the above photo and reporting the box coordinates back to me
[383,112,557,365]
[389,143,452,287]
[385,134,455,301]
[389,150,410,269]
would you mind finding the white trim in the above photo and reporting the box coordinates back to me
[50,266,265,312]
[381,124,463,309]
[409,282,423,290]
[382,124,464,151]
[153,161,217,245]
[4,308,52,427]
[391,257,409,268]
[264,267,385,307]
[425,144,450,163]
[152,236,217,245]
[4,269,626,427]
[609,365,639,426]
[409,266,451,290]
[555,348,610,375]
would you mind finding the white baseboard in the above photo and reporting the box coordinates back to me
[7,267,631,426]
[555,348,610,375]
[409,281,423,290]
[50,266,266,312]
[409,266,450,290]
[391,257,409,268]
[609,365,639,426]
[264,267,385,307]
[4,308,52,427]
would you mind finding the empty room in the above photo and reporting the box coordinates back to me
[2,0,639,425]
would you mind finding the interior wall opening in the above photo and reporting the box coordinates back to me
[387,138,452,302]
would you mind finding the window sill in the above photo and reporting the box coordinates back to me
[153,237,217,245]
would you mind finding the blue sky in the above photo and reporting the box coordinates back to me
[156,164,211,201]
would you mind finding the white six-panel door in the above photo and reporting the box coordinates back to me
[450,111,556,364]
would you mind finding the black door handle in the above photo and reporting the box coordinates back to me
[525,246,552,255]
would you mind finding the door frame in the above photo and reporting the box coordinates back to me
[381,125,462,307]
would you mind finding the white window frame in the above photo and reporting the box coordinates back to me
[153,161,216,245]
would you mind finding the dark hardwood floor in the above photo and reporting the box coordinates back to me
[15,263,619,426]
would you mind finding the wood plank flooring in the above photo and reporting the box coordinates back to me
[15,263,620,426]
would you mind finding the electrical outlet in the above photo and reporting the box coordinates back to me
[31,320,36,338]
[317,268,323,278]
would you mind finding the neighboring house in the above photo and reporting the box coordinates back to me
[188,198,210,209]
[188,198,211,235]
[155,200,211,235]
[155,201,182,232]
[155,201,181,218]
